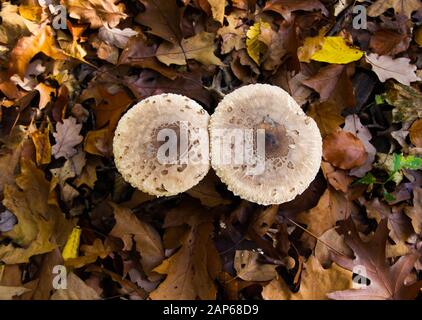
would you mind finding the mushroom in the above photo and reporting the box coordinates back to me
[113,93,210,197]
[209,84,322,205]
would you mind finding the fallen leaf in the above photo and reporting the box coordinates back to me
[297,28,326,63]
[343,115,377,177]
[234,250,277,282]
[207,0,225,24]
[302,65,352,102]
[51,272,100,300]
[246,21,273,65]
[264,0,328,21]
[262,256,353,300]
[365,53,421,86]
[157,32,223,66]
[9,24,68,79]
[98,25,138,49]
[150,201,218,300]
[136,0,182,44]
[110,203,164,275]
[66,239,112,269]
[0,286,31,300]
[329,219,422,300]
[30,124,52,166]
[385,82,422,123]
[297,187,353,240]
[187,171,231,207]
[315,228,353,267]
[63,0,127,29]
[217,9,247,54]
[405,187,422,235]
[311,37,364,64]
[308,101,344,137]
[366,0,422,19]
[410,119,422,147]
[0,160,73,264]
[52,117,84,160]
[323,130,368,170]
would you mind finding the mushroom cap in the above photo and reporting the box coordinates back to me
[113,93,210,197]
[209,84,322,205]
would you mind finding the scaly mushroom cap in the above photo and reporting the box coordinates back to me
[209,84,322,205]
[113,93,210,197]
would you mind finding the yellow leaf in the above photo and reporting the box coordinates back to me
[30,125,52,166]
[311,37,363,64]
[246,21,272,65]
[62,227,82,261]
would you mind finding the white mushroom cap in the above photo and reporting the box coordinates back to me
[113,93,210,197]
[209,84,322,205]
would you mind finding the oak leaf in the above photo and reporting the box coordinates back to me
[63,0,127,29]
[110,203,164,275]
[405,187,422,235]
[366,0,422,19]
[0,161,73,264]
[150,201,219,300]
[329,219,422,300]
[0,286,31,300]
[365,53,421,86]
[385,82,422,123]
[207,0,225,24]
[98,25,138,49]
[52,117,84,160]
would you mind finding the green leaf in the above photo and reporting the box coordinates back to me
[354,172,377,185]
[383,190,396,202]
[375,94,385,105]
[400,155,422,170]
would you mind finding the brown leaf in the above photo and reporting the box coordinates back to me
[0,161,74,264]
[63,0,127,29]
[119,35,179,80]
[52,117,84,160]
[150,201,218,300]
[410,119,422,148]
[329,219,422,300]
[262,256,353,300]
[9,24,67,79]
[250,205,279,237]
[302,65,354,103]
[366,0,422,19]
[51,272,100,300]
[405,187,422,235]
[187,171,231,207]
[136,0,183,44]
[264,0,328,21]
[297,187,352,241]
[110,203,164,275]
[370,29,410,56]
[234,250,277,282]
[308,101,344,137]
[30,125,52,166]
[323,130,368,170]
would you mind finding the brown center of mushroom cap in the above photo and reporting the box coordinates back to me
[256,118,293,159]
